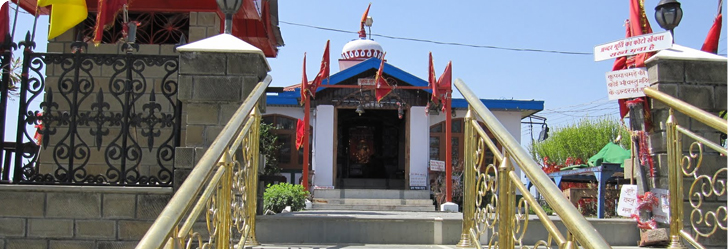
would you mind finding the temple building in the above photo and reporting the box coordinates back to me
[264,26,543,190]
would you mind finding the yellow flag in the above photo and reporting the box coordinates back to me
[37,0,88,40]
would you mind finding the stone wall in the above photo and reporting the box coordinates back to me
[0,185,171,249]
[646,57,727,247]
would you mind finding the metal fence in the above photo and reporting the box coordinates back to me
[0,34,181,186]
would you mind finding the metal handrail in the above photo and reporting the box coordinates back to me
[455,78,611,249]
[137,75,272,249]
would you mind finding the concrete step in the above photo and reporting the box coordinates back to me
[247,245,644,249]
[255,210,641,246]
[314,189,430,199]
[310,204,435,212]
[313,198,434,206]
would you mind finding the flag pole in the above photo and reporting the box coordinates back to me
[302,91,310,191]
[445,91,452,203]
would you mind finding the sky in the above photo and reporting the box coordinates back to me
[5,1,727,146]
[265,1,727,144]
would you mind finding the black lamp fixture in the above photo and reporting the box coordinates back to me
[654,0,683,38]
[217,0,243,34]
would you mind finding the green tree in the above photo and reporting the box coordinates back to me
[259,122,282,176]
[529,116,631,166]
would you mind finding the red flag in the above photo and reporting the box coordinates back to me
[701,13,722,54]
[93,0,127,45]
[437,61,452,111]
[300,53,308,105]
[375,53,391,102]
[429,52,438,104]
[295,119,305,150]
[628,0,653,68]
[309,40,330,98]
[617,0,654,120]
[0,0,8,44]
[615,21,631,118]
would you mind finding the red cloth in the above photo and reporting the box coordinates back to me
[295,119,305,150]
[437,61,452,111]
[375,53,391,102]
[0,0,8,44]
[429,52,438,103]
[93,0,127,45]
[702,13,722,54]
[617,0,654,120]
[300,53,308,105]
[309,40,330,98]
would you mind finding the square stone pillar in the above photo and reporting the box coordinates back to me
[645,45,726,247]
[173,34,270,189]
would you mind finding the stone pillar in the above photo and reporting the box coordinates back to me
[646,46,726,247]
[174,34,270,189]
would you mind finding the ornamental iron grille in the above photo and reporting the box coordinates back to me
[82,12,190,45]
[0,34,181,186]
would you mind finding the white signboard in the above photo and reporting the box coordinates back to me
[605,68,649,100]
[430,160,445,172]
[651,188,670,224]
[594,31,673,61]
[617,185,639,217]
[409,173,427,190]
[358,78,375,86]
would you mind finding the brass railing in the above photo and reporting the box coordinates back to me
[643,88,727,249]
[455,79,611,249]
[136,75,272,249]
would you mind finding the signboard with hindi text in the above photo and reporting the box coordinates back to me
[409,173,427,190]
[358,78,375,86]
[651,188,670,224]
[430,160,445,171]
[605,68,649,100]
[594,31,672,61]
[617,184,639,217]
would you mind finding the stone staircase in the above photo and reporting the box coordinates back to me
[311,189,435,212]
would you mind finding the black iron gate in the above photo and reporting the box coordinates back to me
[0,34,181,186]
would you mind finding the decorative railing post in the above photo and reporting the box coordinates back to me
[245,107,261,246]
[497,152,514,249]
[666,109,685,249]
[217,150,233,249]
[457,109,475,247]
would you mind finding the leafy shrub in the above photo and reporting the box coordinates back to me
[263,182,309,213]
[259,122,281,176]
[529,116,630,166]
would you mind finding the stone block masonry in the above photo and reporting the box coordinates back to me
[0,185,172,249]
[646,55,726,248]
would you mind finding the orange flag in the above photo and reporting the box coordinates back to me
[295,119,305,149]
[300,53,308,105]
[437,61,452,111]
[375,53,391,102]
[93,0,127,45]
[309,40,329,98]
[358,3,371,37]
[429,52,438,104]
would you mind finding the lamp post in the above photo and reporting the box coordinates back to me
[217,0,243,34]
[654,0,683,40]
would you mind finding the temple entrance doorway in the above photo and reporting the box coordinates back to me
[335,108,406,189]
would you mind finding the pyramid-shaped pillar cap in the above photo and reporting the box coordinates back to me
[646,44,727,63]
[177,33,270,71]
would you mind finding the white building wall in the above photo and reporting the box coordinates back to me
[409,106,429,188]
[313,105,335,187]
